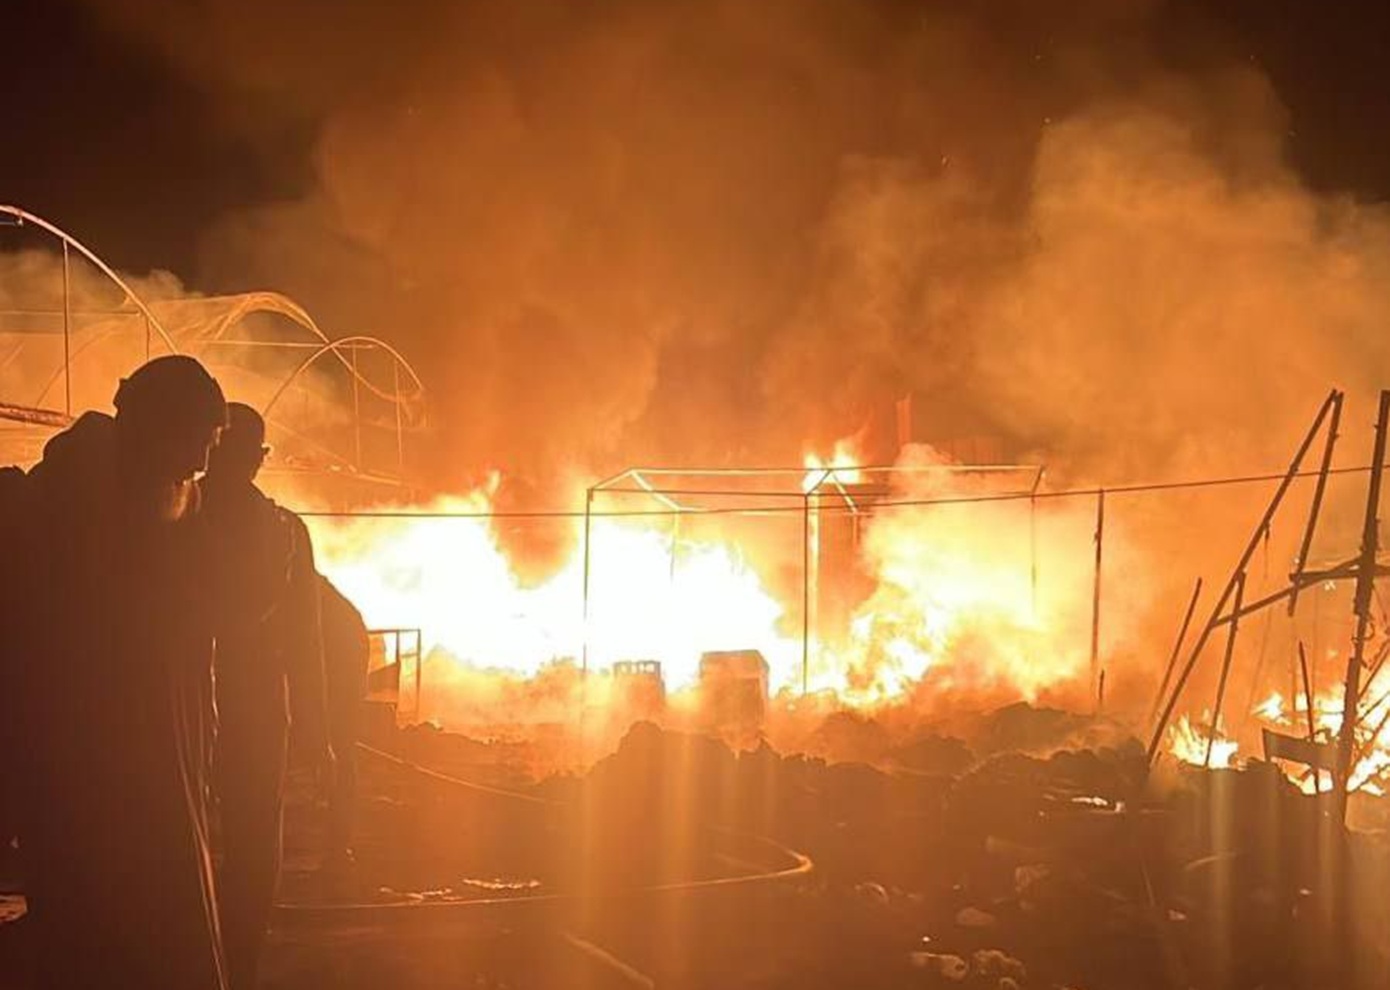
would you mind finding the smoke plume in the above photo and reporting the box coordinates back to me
[69,0,1386,487]
[16,0,1390,731]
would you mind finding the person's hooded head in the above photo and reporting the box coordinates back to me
[208,402,269,485]
[113,355,227,489]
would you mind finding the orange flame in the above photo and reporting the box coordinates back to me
[304,442,1101,728]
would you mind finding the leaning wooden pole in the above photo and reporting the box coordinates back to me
[1147,390,1340,764]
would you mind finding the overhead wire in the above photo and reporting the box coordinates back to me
[293,461,1389,522]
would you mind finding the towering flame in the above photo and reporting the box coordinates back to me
[307,485,799,693]
[304,441,1105,728]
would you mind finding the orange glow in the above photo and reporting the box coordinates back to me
[802,440,862,493]
[1167,713,1238,769]
[1167,669,1390,795]
[305,442,1104,729]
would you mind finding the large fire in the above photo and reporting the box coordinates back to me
[1166,673,1390,795]
[303,442,1102,727]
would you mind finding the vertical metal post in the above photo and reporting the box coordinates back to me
[1335,389,1390,819]
[1090,488,1106,708]
[802,492,811,696]
[350,343,363,471]
[1030,468,1044,620]
[143,311,151,361]
[61,240,72,417]
[581,489,594,676]
[392,358,405,480]
[1030,502,1039,619]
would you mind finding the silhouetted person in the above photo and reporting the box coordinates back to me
[203,402,330,990]
[10,356,229,989]
[318,574,370,863]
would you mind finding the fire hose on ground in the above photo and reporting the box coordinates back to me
[272,741,814,928]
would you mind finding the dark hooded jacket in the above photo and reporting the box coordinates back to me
[11,412,226,989]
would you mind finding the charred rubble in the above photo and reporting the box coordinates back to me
[265,703,1390,990]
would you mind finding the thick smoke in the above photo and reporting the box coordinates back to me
[73,0,1353,483]
[44,0,1390,731]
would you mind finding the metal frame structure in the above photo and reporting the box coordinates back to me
[1145,389,1390,822]
[0,204,425,485]
[580,462,1047,694]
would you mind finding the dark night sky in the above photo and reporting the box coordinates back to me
[3,0,1390,282]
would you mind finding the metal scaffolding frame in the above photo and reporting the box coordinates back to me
[1145,389,1390,824]
[580,462,1048,694]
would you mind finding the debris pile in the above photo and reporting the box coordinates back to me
[293,701,1386,988]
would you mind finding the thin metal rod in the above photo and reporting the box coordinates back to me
[1335,389,1390,818]
[1151,577,1204,727]
[1211,583,1303,628]
[350,342,362,471]
[261,335,425,419]
[61,241,71,417]
[1147,390,1340,764]
[1289,392,1344,615]
[1205,570,1247,767]
[1090,488,1106,707]
[413,630,422,722]
[143,311,151,362]
[392,359,405,479]
[1298,641,1317,741]
[581,490,594,676]
[622,464,1042,478]
[802,493,812,695]
[589,467,636,492]
[0,205,180,354]
[1029,467,1044,619]
[1298,641,1321,793]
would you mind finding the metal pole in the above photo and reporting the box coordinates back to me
[1298,641,1317,743]
[1147,390,1340,763]
[1029,482,1040,619]
[1289,392,1344,616]
[581,488,594,676]
[1090,488,1105,708]
[392,358,405,480]
[61,240,71,417]
[1204,570,1246,768]
[802,492,811,695]
[1150,577,1204,727]
[350,343,363,471]
[143,311,151,362]
[1335,389,1390,819]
